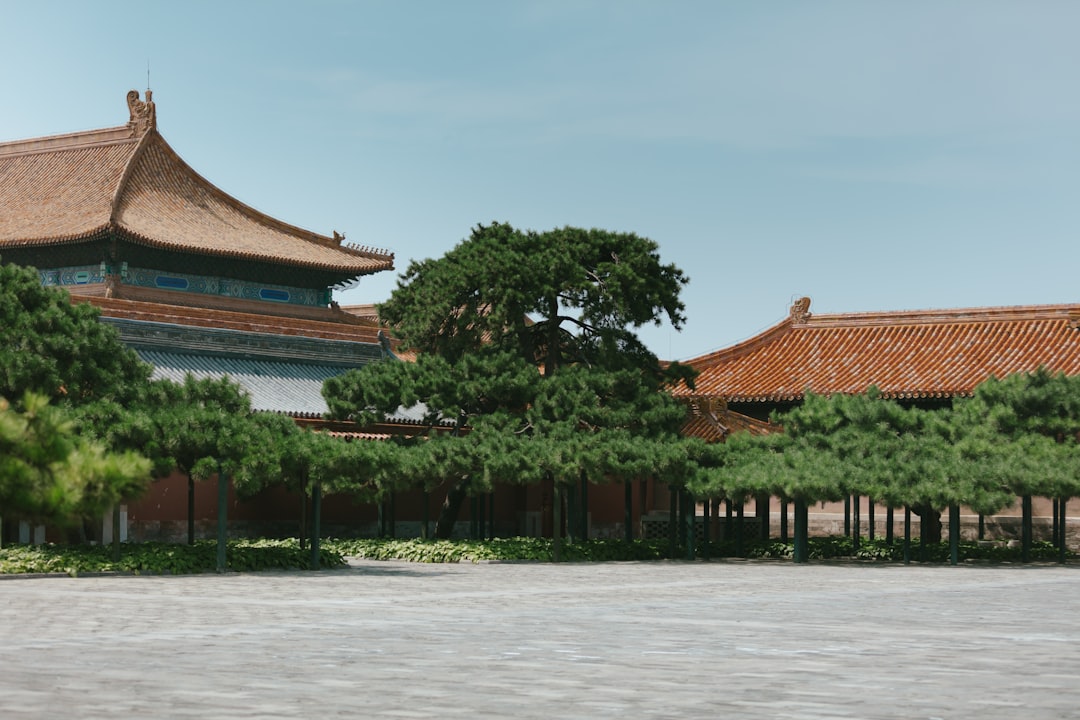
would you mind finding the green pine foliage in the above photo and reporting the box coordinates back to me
[0,393,151,524]
[955,369,1080,499]
[688,378,1080,515]
[0,262,150,408]
[374,223,689,374]
[323,224,698,540]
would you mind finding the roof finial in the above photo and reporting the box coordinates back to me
[790,296,811,324]
[126,88,156,136]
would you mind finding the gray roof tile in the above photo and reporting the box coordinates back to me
[138,349,338,416]
[137,349,447,425]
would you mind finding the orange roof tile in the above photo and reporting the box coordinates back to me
[0,126,131,243]
[680,396,774,441]
[87,296,385,344]
[0,91,393,279]
[680,297,1080,403]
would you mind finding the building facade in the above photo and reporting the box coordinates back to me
[0,90,423,541]
[674,297,1080,541]
[5,91,1079,545]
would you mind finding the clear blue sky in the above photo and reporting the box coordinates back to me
[4,1,1079,360]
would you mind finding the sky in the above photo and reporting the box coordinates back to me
[3,1,1079,360]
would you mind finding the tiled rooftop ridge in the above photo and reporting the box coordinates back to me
[0,125,136,158]
[680,297,1080,403]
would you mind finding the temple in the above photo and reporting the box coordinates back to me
[0,90,438,541]
[674,297,1080,540]
[0,90,404,422]
[3,90,1079,544]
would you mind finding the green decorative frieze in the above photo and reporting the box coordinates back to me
[126,266,323,307]
[39,264,106,286]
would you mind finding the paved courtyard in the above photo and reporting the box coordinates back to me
[1,559,1078,719]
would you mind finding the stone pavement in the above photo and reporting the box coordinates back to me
[1,559,1079,719]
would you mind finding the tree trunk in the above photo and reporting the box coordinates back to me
[683,490,695,560]
[187,474,196,545]
[310,480,322,570]
[780,498,789,543]
[1052,499,1059,546]
[702,499,711,560]
[1021,494,1033,563]
[434,481,468,539]
[949,504,960,566]
[565,483,577,544]
[579,473,589,541]
[552,482,563,562]
[298,476,307,550]
[915,504,942,544]
[433,413,472,540]
[756,494,769,541]
[793,498,809,564]
[1058,498,1068,565]
[735,502,745,557]
[852,494,861,551]
[110,500,120,561]
[216,469,228,573]
[903,506,912,564]
[668,485,678,558]
[639,478,648,533]
[421,491,430,540]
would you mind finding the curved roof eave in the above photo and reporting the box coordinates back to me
[111,224,392,276]
[111,130,394,274]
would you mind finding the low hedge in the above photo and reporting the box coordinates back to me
[329,536,1072,564]
[0,539,346,576]
[1,536,1068,574]
[326,537,670,563]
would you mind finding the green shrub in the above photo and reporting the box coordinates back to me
[2,535,1069,574]
[325,537,668,563]
[0,539,346,576]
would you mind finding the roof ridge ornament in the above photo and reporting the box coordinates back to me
[790,296,812,324]
[126,89,156,136]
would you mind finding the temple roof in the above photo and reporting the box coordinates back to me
[680,297,1080,403]
[140,348,441,427]
[92,296,388,345]
[680,396,773,442]
[139,349,350,417]
[0,90,393,281]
